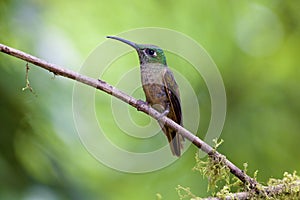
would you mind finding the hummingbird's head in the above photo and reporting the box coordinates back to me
[107,36,167,65]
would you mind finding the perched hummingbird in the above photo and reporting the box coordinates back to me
[107,36,183,156]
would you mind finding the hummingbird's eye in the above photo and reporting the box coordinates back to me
[145,49,157,57]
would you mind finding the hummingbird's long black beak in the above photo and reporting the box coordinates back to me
[106,36,138,50]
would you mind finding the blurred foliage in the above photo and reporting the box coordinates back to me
[0,0,300,199]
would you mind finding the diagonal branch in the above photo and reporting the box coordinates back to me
[0,43,258,190]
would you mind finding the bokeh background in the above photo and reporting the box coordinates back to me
[1,0,300,199]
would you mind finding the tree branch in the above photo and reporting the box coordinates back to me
[0,43,257,189]
[202,180,300,200]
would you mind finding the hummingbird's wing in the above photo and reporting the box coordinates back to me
[161,68,184,156]
[162,68,182,125]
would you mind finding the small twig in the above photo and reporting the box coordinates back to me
[22,63,34,93]
[0,43,258,190]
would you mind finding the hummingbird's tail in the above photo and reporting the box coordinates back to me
[164,127,183,157]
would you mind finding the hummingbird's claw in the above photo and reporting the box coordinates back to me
[158,104,170,121]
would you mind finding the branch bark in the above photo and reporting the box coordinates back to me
[0,43,257,189]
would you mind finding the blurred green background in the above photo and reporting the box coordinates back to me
[1,0,300,199]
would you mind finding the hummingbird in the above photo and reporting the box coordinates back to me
[107,36,183,157]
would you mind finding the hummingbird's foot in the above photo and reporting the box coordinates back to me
[136,99,148,111]
[158,104,170,121]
